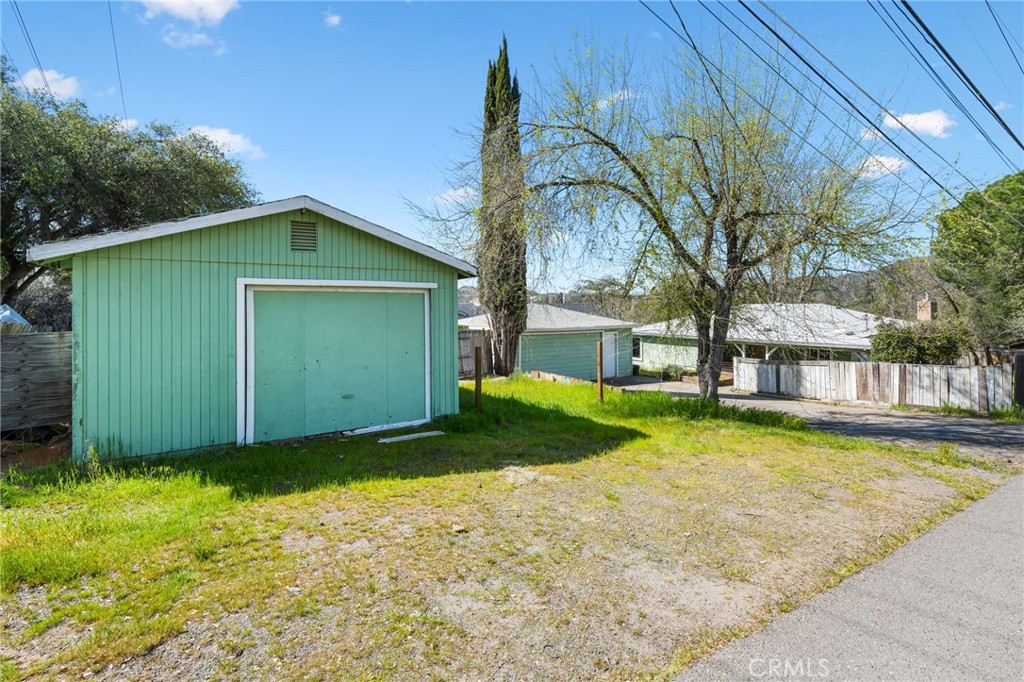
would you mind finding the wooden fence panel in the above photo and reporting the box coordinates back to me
[1,332,72,430]
[458,330,492,378]
[733,357,1014,412]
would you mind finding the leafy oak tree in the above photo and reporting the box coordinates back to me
[1,58,258,304]
[526,43,919,399]
[932,171,1024,347]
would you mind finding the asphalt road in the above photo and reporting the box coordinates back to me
[677,475,1024,682]
[619,381,1024,463]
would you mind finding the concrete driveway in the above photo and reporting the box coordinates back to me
[619,379,1024,463]
[676,474,1024,681]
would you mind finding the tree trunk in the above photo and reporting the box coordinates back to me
[694,292,733,402]
[491,314,520,376]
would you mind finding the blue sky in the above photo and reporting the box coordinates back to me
[3,1,1022,289]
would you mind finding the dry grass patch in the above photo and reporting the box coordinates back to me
[0,377,1009,681]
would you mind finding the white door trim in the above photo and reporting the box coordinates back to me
[235,278,434,445]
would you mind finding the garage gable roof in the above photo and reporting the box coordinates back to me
[27,195,477,277]
[461,303,634,333]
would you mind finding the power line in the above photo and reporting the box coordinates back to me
[737,1,949,192]
[107,0,128,121]
[985,0,1024,76]
[8,0,52,98]
[951,2,1020,104]
[868,0,1018,172]
[898,0,1024,152]
[746,0,1023,200]
[740,0,1024,231]
[635,0,942,217]
[1,38,30,90]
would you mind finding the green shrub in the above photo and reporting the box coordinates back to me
[870,320,972,364]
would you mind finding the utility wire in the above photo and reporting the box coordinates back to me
[746,0,1023,205]
[107,0,128,121]
[869,0,1018,172]
[899,0,1024,152]
[951,1,1020,105]
[8,0,52,98]
[1,38,30,90]
[635,0,941,216]
[740,0,1024,231]
[702,0,933,186]
[737,1,949,193]
[985,0,1024,75]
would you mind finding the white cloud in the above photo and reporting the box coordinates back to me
[21,68,80,98]
[883,109,955,138]
[213,41,228,57]
[858,154,908,179]
[162,25,213,49]
[995,100,1012,112]
[432,186,478,206]
[140,1,239,26]
[597,88,636,110]
[650,31,663,40]
[114,118,139,131]
[324,11,341,28]
[189,126,266,159]
[860,127,883,141]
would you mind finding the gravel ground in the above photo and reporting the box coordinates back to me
[678,475,1024,681]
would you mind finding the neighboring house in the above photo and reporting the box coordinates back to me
[634,303,904,372]
[460,303,633,380]
[28,196,476,460]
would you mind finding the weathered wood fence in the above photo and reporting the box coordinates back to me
[458,330,492,378]
[0,332,73,430]
[734,357,1017,412]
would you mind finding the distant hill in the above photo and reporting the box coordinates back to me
[802,257,960,322]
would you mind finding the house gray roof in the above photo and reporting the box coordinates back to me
[27,195,477,278]
[460,303,634,333]
[633,303,904,351]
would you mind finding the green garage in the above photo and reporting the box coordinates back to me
[28,196,476,460]
[461,304,634,381]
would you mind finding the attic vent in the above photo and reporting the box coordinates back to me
[290,221,317,252]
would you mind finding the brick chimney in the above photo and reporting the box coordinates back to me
[917,292,937,322]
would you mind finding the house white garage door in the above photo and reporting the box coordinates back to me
[241,284,430,443]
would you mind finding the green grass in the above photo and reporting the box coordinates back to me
[0,376,1007,681]
[892,402,1024,423]
[991,405,1024,424]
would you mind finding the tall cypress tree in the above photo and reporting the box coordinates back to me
[479,37,528,376]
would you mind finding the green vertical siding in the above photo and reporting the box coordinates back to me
[517,328,632,381]
[71,209,460,459]
[637,336,699,371]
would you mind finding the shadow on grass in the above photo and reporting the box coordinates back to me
[6,388,645,501]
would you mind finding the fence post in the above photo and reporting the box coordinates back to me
[474,345,483,411]
[1014,354,1024,408]
[597,340,604,402]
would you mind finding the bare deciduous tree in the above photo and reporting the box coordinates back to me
[526,41,924,399]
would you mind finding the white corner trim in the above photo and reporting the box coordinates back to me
[28,195,478,276]
[236,277,434,446]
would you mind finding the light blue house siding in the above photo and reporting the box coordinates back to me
[518,329,632,380]
[636,336,699,372]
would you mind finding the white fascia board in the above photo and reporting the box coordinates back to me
[28,195,478,277]
[302,197,476,277]
[637,330,870,351]
[28,197,306,262]
[525,326,632,334]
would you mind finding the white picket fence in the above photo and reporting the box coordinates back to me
[734,358,1015,412]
